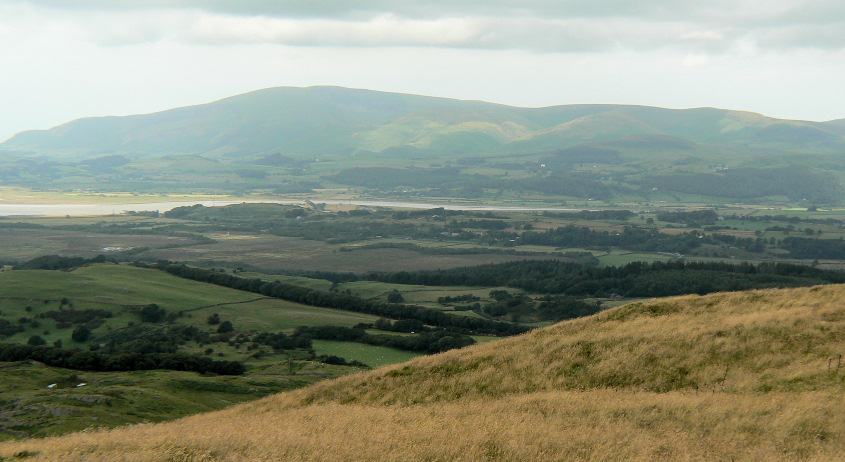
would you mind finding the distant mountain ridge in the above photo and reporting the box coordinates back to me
[827,118,845,129]
[3,86,844,159]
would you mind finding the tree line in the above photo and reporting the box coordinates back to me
[149,262,528,336]
[781,237,845,260]
[516,225,708,253]
[0,343,245,375]
[366,260,845,297]
[293,325,476,354]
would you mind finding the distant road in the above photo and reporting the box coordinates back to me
[0,199,586,216]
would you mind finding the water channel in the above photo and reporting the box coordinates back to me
[0,199,585,217]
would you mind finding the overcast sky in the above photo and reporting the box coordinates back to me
[2,0,844,142]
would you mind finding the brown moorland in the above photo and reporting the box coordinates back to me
[2,284,844,461]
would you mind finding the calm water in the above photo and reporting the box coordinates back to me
[0,201,249,216]
[0,199,582,216]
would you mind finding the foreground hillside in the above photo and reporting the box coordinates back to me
[2,284,844,461]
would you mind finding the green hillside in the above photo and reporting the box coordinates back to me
[4,86,843,158]
[826,118,845,131]
[2,87,511,158]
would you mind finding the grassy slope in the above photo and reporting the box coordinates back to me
[3,284,844,460]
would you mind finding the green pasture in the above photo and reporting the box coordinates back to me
[178,298,380,332]
[0,264,254,308]
[0,264,254,347]
[238,273,335,292]
[311,340,419,368]
[0,264,385,348]
[333,280,515,308]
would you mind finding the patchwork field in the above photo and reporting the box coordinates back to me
[0,264,433,438]
[0,227,200,263]
[145,240,551,272]
[6,202,845,274]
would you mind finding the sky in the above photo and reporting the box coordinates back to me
[2,0,845,142]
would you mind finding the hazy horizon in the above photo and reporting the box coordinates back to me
[2,1,844,141]
[4,84,845,144]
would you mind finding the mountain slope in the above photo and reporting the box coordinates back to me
[826,118,845,132]
[3,86,844,159]
[2,87,525,157]
[2,284,844,461]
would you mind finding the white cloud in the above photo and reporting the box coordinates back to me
[181,13,484,48]
[681,30,724,42]
[681,54,711,67]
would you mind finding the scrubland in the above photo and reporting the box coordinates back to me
[2,284,844,461]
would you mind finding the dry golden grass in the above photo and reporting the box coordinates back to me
[2,285,844,461]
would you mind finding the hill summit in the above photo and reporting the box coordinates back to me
[3,86,844,159]
[2,284,844,460]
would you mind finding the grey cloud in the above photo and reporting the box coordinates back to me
[776,0,845,26]
[17,0,845,52]
[102,14,709,53]
[756,24,845,50]
[16,0,818,22]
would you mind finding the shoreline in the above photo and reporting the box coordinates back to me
[0,199,585,217]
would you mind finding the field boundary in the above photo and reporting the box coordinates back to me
[177,297,273,314]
